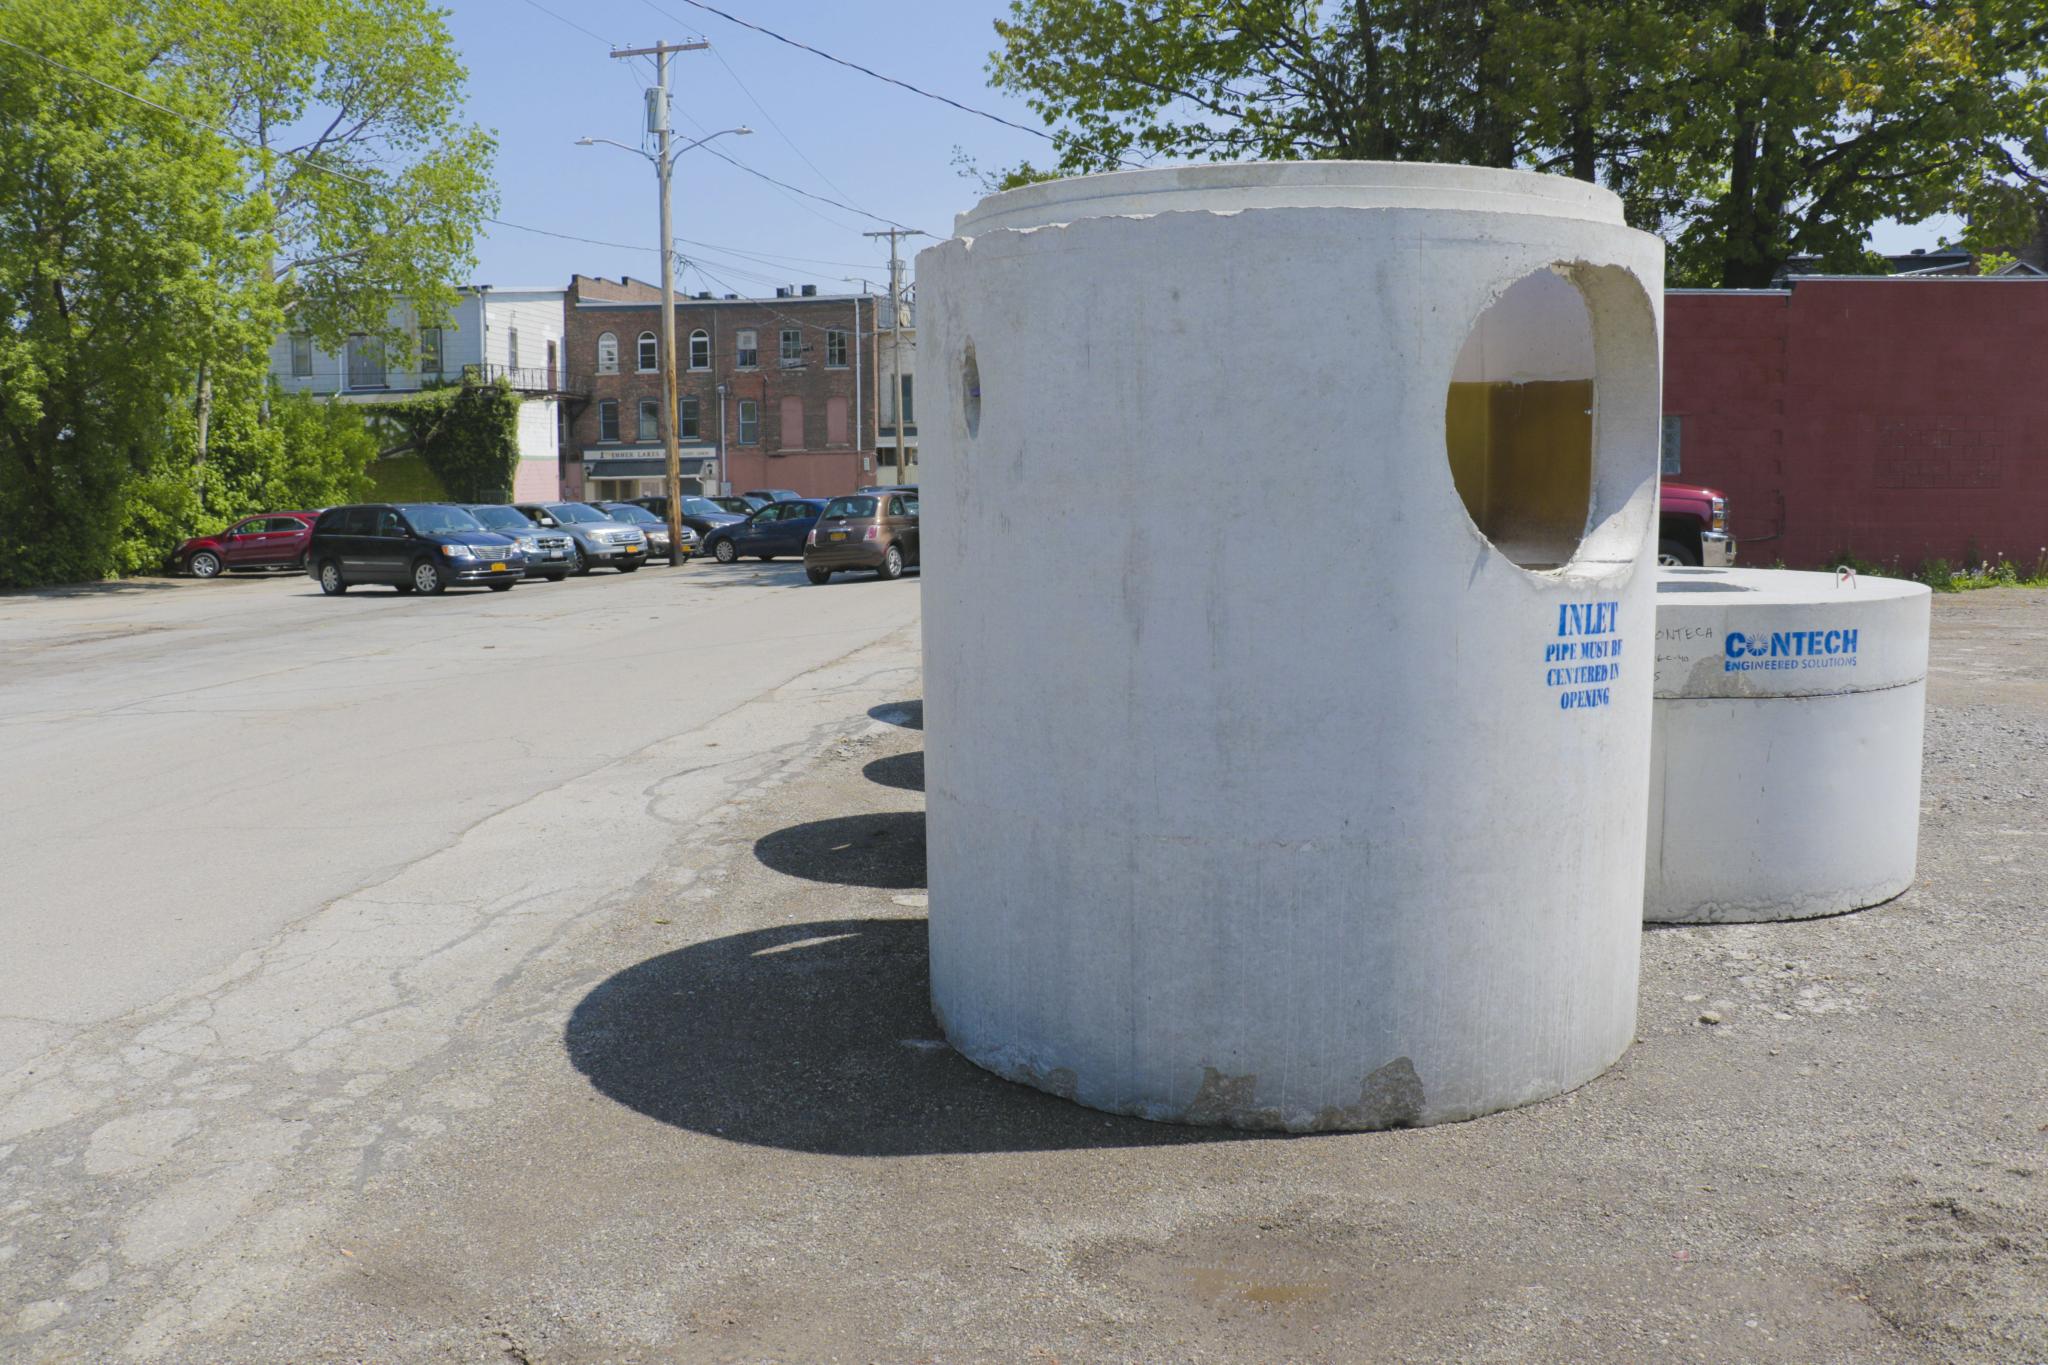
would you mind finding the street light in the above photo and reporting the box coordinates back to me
[575,125,751,554]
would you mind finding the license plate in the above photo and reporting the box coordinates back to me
[491,562,507,572]
[547,551,564,560]
[625,544,641,554]
[830,531,848,541]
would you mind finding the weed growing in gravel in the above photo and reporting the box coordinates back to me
[1821,547,2048,593]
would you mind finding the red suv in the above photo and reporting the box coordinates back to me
[170,513,319,578]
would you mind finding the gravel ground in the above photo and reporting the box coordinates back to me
[30,590,2048,1362]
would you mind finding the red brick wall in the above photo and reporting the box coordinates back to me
[563,282,878,500]
[1664,281,2048,569]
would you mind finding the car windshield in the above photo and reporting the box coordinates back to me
[822,496,878,520]
[470,506,530,532]
[606,504,661,524]
[400,504,482,534]
[547,502,611,524]
[679,498,723,517]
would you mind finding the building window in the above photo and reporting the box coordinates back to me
[737,399,759,445]
[825,329,847,368]
[419,327,442,377]
[1661,414,1683,475]
[780,396,804,450]
[290,333,312,378]
[826,394,848,445]
[597,331,619,374]
[736,329,758,368]
[507,326,520,373]
[680,396,700,441]
[637,331,657,372]
[346,334,386,390]
[689,329,710,370]
[900,373,914,424]
[779,329,802,367]
[638,399,659,442]
[598,400,619,443]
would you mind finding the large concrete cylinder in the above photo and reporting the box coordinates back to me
[1647,567,1930,922]
[917,163,1666,1131]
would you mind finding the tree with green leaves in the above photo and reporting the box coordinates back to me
[0,0,265,586]
[155,0,497,348]
[986,0,2048,286]
[388,379,522,503]
[0,0,495,586]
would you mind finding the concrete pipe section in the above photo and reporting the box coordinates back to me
[916,163,1667,1131]
[1647,566,1931,923]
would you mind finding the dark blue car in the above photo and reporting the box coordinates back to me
[704,499,826,564]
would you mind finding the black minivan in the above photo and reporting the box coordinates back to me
[306,503,526,595]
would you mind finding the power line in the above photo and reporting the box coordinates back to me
[706,43,860,208]
[513,0,612,50]
[514,0,659,82]
[0,33,878,287]
[695,141,923,232]
[503,3,910,233]
[642,0,1063,147]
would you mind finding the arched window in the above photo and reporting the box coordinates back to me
[596,332,618,374]
[637,331,657,372]
[689,329,710,370]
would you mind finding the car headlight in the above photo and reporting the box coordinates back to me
[516,535,537,552]
[440,544,469,558]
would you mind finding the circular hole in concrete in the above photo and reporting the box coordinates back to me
[1445,270,1596,570]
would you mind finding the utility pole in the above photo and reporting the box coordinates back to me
[612,40,706,563]
[864,228,926,476]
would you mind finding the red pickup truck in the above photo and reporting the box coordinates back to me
[1659,480,1735,567]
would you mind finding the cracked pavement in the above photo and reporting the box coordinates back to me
[3,576,2045,1362]
[0,565,921,1357]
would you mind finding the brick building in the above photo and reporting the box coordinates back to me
[562,275,884,501]
[1663,277,2048,569]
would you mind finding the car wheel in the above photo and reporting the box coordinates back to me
[569,543,590,576]
[1658,538,1701,568]
[714,540,738,564]
[412,558,446,595]
[806,566,832,585]
[317,560,348,595]
[189,550,222,579]
[877,544,905,580]
[488,581,514,592]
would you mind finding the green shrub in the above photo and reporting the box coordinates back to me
[388,379,521,501]
[366,453,450,502]
[1914,557,1960,592]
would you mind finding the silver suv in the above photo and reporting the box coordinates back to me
[513,501,649,575]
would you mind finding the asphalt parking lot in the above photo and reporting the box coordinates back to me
[3,581,2044,1362]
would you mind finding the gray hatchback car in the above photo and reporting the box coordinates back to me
[512,501,648,575]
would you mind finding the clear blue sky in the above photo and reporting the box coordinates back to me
[443,0,1052,295]
[442,0,1954,293]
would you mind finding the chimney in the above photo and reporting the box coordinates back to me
[801,284,818,297]
[724,294,738,300]
[775,287,791,298]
